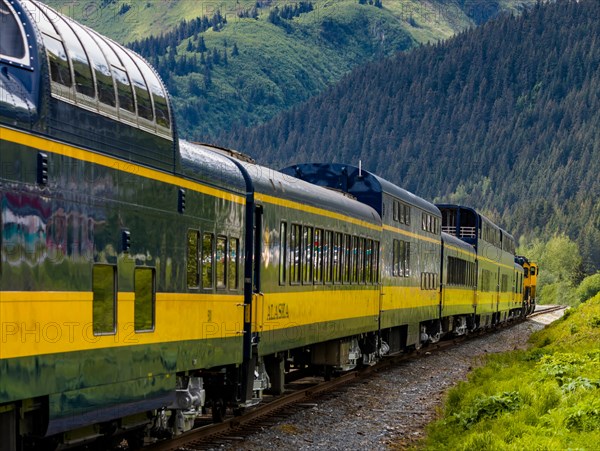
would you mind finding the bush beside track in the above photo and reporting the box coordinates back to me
[420,294,600,450]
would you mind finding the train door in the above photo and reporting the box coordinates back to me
[252,205,265,336]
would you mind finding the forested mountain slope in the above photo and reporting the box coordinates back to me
[223,0,600,272]
[43,0,534,139]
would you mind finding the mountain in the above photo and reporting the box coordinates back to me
[43,0,535,139]
[222,0,600,273]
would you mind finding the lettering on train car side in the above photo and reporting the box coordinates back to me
[267,303,289,321]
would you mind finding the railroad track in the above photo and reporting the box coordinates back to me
[529,304,567,318]
[143,308,564,451]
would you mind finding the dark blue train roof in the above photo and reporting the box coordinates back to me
[279,163,440,218]
[179,141,247,195]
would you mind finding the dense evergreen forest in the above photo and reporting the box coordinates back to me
[223,0,600,273]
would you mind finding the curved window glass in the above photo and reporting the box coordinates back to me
[67,19,116,107]
[130,53,171,128]
[125,58,154,122]
[42,34,72,87]
[112,66,135,113]
[86,29,135,114]
[106,40,154,122]
[0,0,26,59]
[51,16,95,98]
[23,0,57,36]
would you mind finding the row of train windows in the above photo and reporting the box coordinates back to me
[42,31,170,128]
[279,223,380,285]
[187,231,240,291]
[22,0,171,129]
[92,265,155,335]
[421,272,439,290]
[481,270,516,293]
[482,223,501,248]
[422,213,440,235]
[392,200,411,225]
[446,256,476,287]
[392,239,410,277]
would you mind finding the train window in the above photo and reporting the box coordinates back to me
[127,62,153,120]
[202,233,214,289]
[0,0,26,60]
[373,241,380,283]
[314,229,323,284]
[323,230,332,284]
[302,226,313,284]
[187,230,199,288]
[42,34,72,87]
[92,265,116,335]
[153,88,171,128]
[229,238,239,290]
[70,22,117,107]
[134,267,155,332]
[355,237,364,284]
[343,234,352,284]
[349,236,357,283]
[51,17,95,98]
[403,242,410,276]
[365,239,373,284]
[112,66,135,113]
[134,55,171,128]
[279,222,287,285]
[393,240,410,277]
[531,267,536,276]
[333,232,342,283]
[290,224,301,284]
[216,236,227,289]
[392,240,400,276]
[393,202,398,222]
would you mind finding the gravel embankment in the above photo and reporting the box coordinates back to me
[230,312,563,451]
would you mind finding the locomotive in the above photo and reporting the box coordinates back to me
[0,1,537,449]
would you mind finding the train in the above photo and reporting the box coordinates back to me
[0,1,537,449]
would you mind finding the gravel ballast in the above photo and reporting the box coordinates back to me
[230,312,564,450]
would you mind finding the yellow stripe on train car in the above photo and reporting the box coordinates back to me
[0,291,244,359]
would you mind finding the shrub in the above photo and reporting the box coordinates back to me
[576,272,600,303]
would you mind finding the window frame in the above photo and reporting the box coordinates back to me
[134,267,156,333]
[201,232,215,290]
[92,264,117,336]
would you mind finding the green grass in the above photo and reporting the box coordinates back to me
[419,293,600,450]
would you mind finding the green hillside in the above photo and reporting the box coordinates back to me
[223,0,600,274]
[43,0,534,138]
